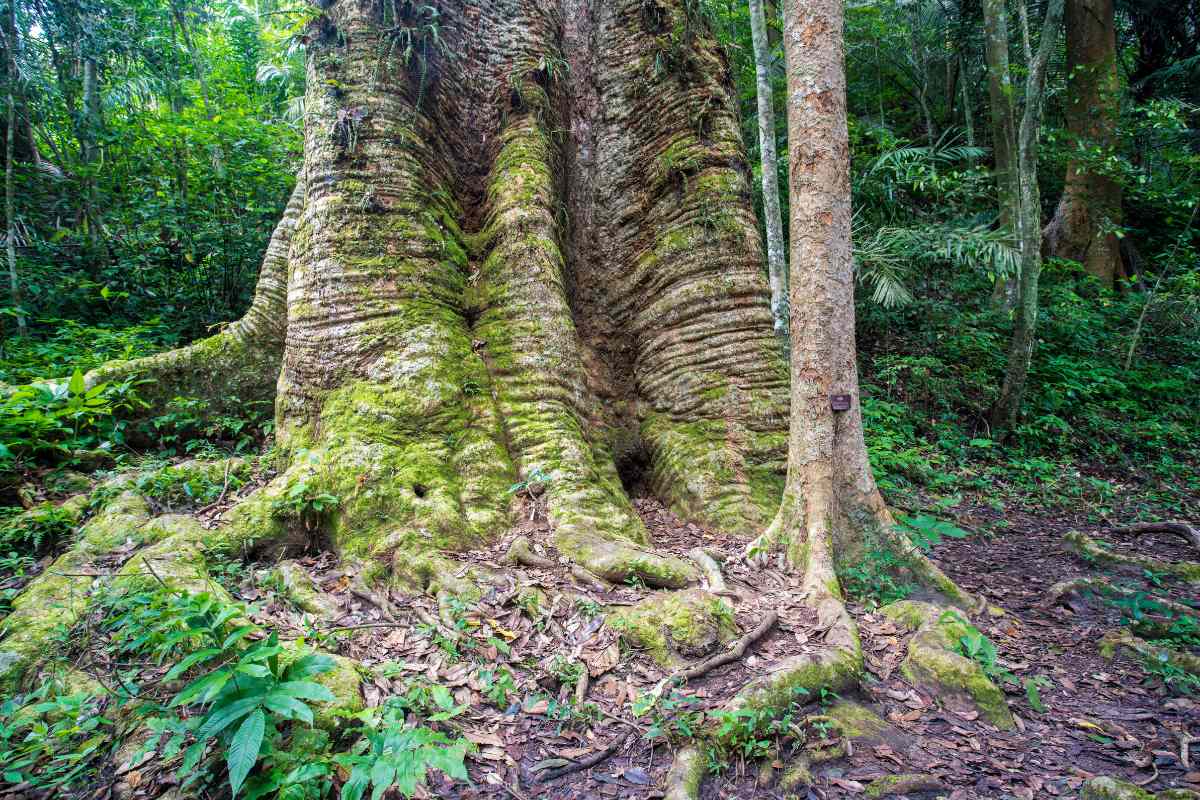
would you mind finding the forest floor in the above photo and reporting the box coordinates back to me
[5,466,1199,800]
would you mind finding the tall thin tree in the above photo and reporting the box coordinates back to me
[985,0,1066,434]
[748,0,788,345]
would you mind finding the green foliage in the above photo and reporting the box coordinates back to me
[271,478,341,527]
[0,370,143,479]
[0,504,76,557]
[630,684,703,743]
[840,544,916,608]
[477,666,517,708]
[102,587,335,798]
[331,682,472,800]
[707,684,811,769]
[0,685,116,791]
[146,396,272,455]
[896,513,970,552]
[134,462,242,507]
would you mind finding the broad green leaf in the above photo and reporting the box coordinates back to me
[227,709,266,798]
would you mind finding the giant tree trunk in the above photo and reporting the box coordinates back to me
[748,0,788,346]
[1044,0,1124,287]
[91,0,789,589]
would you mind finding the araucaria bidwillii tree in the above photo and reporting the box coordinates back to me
[1,1,1022,795]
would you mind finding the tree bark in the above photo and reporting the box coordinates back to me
[1044,0,1124,287]
[748,0,788,346]
[756,0,970,607]
[989,0,1066,435]
[91,0,790,591]
[3,0,22,335]
[982,0,1021,307]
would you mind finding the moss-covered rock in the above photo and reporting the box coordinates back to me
[1080,777,1159,800]
[608,588,736,667]
[0,492,152,691]
[881,600,1014,729]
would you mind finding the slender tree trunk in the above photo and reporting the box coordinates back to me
[982,0,1020,307]
[990,0,1066,435]
[959,56,976,149]
[80,53,101,245]
[1044,0,1124,286]
[3,0,22,335]
[748,0,788,347]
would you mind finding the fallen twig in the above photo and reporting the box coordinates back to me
[672,611,778,681]
[535,733,630,783]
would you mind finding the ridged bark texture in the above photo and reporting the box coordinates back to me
[1044,0,1124,287]
[242,0,789,583]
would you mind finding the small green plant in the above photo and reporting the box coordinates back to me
[271,477,341,529]
[335,697,471,800]
[707,683,811,770]
[136,464,243,508]
[103,588,336,797]
[548,656,584,688]
[896,513,970,552]
[839,544,916,608]
[630,684,702,742]
[574,597,602,618]
[0,504,76,557]
[477,667,518,708]
[0,685,116,791]
[506,465,550,497]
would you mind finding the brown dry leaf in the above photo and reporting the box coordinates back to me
[829,777,864,792]
[582,643,620,677]
[465,730,504,747]
[524,699,549,715]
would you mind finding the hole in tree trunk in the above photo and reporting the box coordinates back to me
[413,483,428,498]
[615,443,652,497]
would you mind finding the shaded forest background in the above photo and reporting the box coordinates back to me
[1,0,1198,516]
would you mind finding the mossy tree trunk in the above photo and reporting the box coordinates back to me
[1044,0,1124,287]
[93,0,790,590]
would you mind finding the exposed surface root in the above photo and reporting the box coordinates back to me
[504,535,556,569]
[1099,628,1200,677]
[1066,530,1200,583]
[865,772,945,798]
[672,610,777,681]
[1041,575,1199,618]
[1082,775,1200,799]
[663,745,704,800]
[1110,521,1200,554]
[687,546,726,592]
[534,733,630,783]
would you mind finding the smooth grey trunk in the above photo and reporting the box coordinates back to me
[748,0,788,347]
[989,0,1066,435]
[982,0,1020,308]
[959,56,976,149]
[80,55,100,242]
[4,0,21,335]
